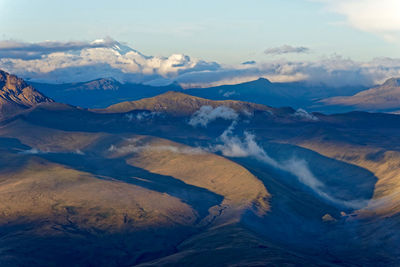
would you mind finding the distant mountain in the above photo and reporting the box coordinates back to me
[31,77,367,111]
[320,78,400,112]
[30,78,182,108]
[184,78,367,109]
[0,70,53,117]
[73,77,121,90]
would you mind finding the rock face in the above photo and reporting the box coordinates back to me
[0,70,53,117]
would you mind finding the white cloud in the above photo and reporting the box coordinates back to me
[211,122,257,158]
[316,0,400,42]
[221,90,237,98]
[264,45,310,55]
[188,105,239,127]
[19,148,49,155]
[125,111,160,121]
[75,149,85,155]
[19,148,85,155]
[292,108,319,121]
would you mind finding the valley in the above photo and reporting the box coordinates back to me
[1,70,400,265]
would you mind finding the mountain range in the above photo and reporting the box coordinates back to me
[30,78,181,108]
[31,76,372,111]
[185,77,367,110]
[30,73,400,113]
[1,70,400,266]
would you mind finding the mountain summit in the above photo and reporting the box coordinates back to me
[0,69,53,117]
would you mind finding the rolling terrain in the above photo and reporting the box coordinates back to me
[1,71,400,265]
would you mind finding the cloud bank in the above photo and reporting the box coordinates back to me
[0,38,118,60]
[1,39,400,87]
[264,45,310,55]
[0,38,219,85]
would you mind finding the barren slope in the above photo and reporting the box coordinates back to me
[97,91,277,115]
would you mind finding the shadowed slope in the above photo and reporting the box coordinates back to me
[0,145,199,266]
[108,136,270,223]
[136,224,335,267]
[296,141,400,217]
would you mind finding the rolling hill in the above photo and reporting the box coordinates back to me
[98,91,280,116]
[1,71,400,265]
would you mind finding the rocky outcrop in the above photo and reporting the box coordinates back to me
[0,69,53,117]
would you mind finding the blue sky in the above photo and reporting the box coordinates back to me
[1,0,400,64]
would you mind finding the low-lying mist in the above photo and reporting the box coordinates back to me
[109,143,205,155]
[210,121,370,209]
[188,105,239,127]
